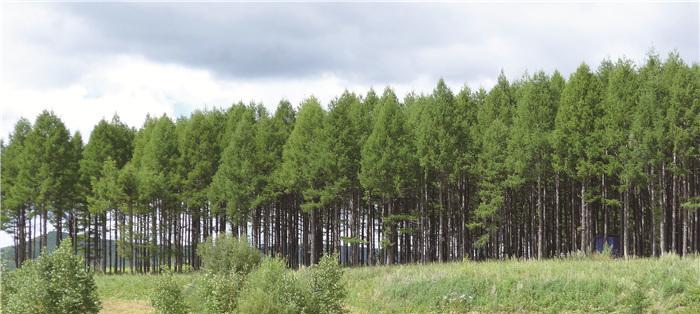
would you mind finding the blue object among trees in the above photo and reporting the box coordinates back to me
[594,235,620,256]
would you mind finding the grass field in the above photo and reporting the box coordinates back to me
[96,255,700,313]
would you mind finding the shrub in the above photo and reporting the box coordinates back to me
[0,261,14,310]
[0,259,44,314]
[237,257,305,314]
[304,254,347,314]
[194,234,261,313]
[196,271,244,314]
[0,239,101,314]
[151,272,188,314]
[197,233,261,275]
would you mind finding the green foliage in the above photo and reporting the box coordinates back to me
[211,106,260,222]
[0,118,32,229]
[414,79,461,179]
[508,71,556,181]
[177,109,225,210]
[279,96,333,211]
[360,87,417,198]
[340,237,368,245]
[681,196,700,212]
[90,257,699,313]
[191,253,346,314]
[304,254,347,314]
[343,257,700,313]
[553,63,603,179]
[151,272,188,314]
[81,116,134,181]
[192,234,259,313]
[382,213,418,224]
[138,115,179,202]
[0,239,101,314]
[87,157,122,214]
[624,280,650,314]
[471,73,515,241]
[195,271,244,314]
[236,257,306,314]
[197,234,261,275]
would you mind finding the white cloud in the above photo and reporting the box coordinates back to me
[1,54,465,142]
[1,2,697,139]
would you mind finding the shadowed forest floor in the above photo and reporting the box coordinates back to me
[96,255,700,313]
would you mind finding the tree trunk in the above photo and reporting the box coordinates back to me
[623,188,629,259]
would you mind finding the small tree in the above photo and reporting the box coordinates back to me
[196,271,244,314]
[305,253,347,314]
[197,233,261,275]
[151,273,188,314]
[195,234,261,313]
[237,257,305,314]
[0,239,101,314]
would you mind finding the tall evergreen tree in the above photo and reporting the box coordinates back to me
[279,97,332,264]
[471,73,515,256]
[360,87,417,264]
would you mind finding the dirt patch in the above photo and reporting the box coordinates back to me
[100,299,153,314]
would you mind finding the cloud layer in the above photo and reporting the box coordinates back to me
[1,2,698,141]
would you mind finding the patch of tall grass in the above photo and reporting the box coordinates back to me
[345,255,700,313]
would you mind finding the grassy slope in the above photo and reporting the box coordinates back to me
[95,255,700,313]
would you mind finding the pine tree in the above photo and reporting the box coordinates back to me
[508,71,557,258]
[360,87,417,264]
[0,119,33,266]
[553,63,603,254]
[471,73,515,256]
[279,97,332,264]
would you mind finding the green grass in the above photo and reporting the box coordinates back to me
[96,273,196,301]
[95,255,700,313]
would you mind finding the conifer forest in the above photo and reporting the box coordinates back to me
[2,53,699,272]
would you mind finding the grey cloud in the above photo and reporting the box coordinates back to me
[6,2,699,88]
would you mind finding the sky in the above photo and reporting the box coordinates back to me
[0,1,698,248]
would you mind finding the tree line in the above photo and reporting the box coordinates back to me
[1,52,698,272]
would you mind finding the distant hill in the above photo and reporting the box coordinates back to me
[1,231,83,270]
[1,231,190,270]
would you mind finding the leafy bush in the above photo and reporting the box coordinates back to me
[237,257,306,314]
[0,239,101,314]
[0,260,43,314]
[304,254,347,314]
[197,233,261,275]
[194,234,262,313]
[151,272,188,314]
[0,261,14,310]
[196,271,244,314]
[191,240,347,313]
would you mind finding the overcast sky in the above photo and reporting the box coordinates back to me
[0,2,698,246]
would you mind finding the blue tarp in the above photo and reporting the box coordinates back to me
[594,235,619,256]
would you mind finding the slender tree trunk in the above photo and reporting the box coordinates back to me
[672,152,677,254]
[581,182,588,254]
[682,175,689,256]
[661,162,667,253]
[624,188,630,259]
[537,174,543,259]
